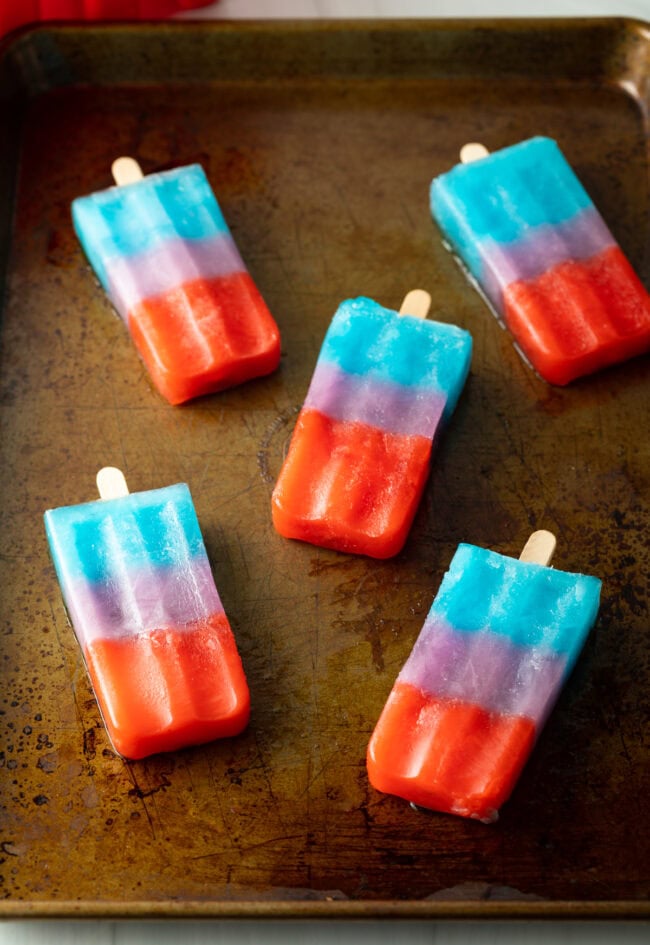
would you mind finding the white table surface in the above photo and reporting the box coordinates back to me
[2,1,648,943]
[1,920,649,944]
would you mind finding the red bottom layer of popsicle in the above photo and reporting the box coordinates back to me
[84,613,250,760]
[128,272,280,404]
[503,246,650,385]
[367,681,536,822]
[271,409,432,558]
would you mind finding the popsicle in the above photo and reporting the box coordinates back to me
[271,292,472,559]
[72,158,280,404]
[367,531,602,822]
[44,467,250,760]
[430,137,650,385]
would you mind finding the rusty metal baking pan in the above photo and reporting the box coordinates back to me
[0,18,648,920]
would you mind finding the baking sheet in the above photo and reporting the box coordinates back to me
[0,18,648,919]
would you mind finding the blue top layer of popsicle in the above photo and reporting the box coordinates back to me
[72,164,230,290]
[430,137,594,279]
[319,297,472,420]
[44,483,207,586]
[428,543,601,658]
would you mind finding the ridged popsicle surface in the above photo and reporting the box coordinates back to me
[430,137,650,384]
[367,543,601,821]
[72,165,280,403]
[271,297,472,558]
[44,483,250,759]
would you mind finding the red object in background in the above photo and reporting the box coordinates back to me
[0,1,214,38]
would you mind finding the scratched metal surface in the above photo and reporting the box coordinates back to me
[0,20,648,918]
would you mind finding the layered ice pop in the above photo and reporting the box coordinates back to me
[44,468,250,760]
[72,158,280,404]
[367,531,602,822]
[430,137,650,385]
[271,293,472,559]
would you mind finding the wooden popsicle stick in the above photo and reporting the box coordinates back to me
[460,142,490,165]
[111,157,144,187]
[519,529,557,566]
[399,289,431,320]
[97,466,130,500]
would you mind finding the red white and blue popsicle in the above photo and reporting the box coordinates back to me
[367,531,602,822]
[72,158,280,404]
[430,137,650,385]
[44,468,250,760]
[271,292,472,559]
